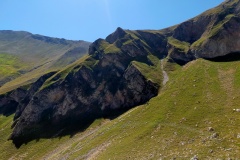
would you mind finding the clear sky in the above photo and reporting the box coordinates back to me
[0,0,224,42]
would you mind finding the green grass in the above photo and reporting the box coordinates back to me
[168,37,190,53]
[132,55,163,85]
[104,43,121,54]
[210,14,235,37]
[0,53,27,81]
[125,30,152,49]
[191,0,238,49]
[40,55,99,91]
[192,13,235,48]
[97,40,121,54]
[0,59,239,159]
[40,55,92,91]
[0,36,89,94]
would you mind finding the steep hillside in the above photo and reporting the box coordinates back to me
[0,0,239,159]
[9,28,164,146]
[0,30,90,93]
[0,59,239,159]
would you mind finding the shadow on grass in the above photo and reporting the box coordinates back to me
[11,107,131,148]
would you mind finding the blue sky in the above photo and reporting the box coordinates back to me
[0,0,224,42]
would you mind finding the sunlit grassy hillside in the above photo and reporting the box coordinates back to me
[0,53,28,85]
[0,31,90,94]
[0,59,239,159]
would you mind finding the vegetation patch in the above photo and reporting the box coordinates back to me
[40,55,98,91]
[0,59,240,159]
[104,43,121,54]
[0,53,25,77]
[168,37,190,53]
[210,14,235,37]
[192,14,235,48]
[132,55,163,85]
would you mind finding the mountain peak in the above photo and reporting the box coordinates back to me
[105,27,126,44]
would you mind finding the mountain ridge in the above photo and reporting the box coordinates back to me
[0,0,239,158]
[8,0,240,146]
[0,30,91,94]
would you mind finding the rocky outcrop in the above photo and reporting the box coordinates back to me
[191,15,240,58]
[0,88,27,116]
[10,28,161,146]
[106,27,127,43]
[13,71,57,121]
[0,72,57,117]
[4,0,240,147]
[168,0,240,63]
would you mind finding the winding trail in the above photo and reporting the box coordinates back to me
[161,59,169,86]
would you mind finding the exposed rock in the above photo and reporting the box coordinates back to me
[237,133,240,139]
[10,29,160,146]
[0,88,27,116]
[136,30,168,58]
[169,0,240,62]
[233,109,240,112]
[3,0,240,148]
[190,0,240,58]
[208,127,214,132]
[210,132,219,139]
[88,38,106,59]
[106,27,127,43]
[13,71,57,121]
[168,47,195,65]
[190,155,198,160]
[192,16,240,58]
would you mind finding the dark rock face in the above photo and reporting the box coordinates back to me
[136,30,168,59]
[4,0,240,147]
[0,72,57,118]
[0,89,27,116]
[10,29,161,146]
[106,27,127,43]
[13,72,57,121]
[191,16,240,58]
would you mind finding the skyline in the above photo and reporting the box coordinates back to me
[1,0,224,42]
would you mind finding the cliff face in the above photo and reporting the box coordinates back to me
[3,0,240,146]
[10,28,163,146]
[190,0,240,58]
[168,0,240,62]
[0,89,27,116]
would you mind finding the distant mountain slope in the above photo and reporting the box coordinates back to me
[0,30,90,92]
[0,0,239,158]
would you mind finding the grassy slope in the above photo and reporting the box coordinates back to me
[168,37,190,53]
[133,54,163,85]
[0,59,239,159]
[0,31,90,94]
[0,51,89,95]
[0,53,27,82]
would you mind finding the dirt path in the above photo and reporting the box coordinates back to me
[161,59,169,86]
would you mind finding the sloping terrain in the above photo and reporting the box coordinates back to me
[9,28,164,146]
[0,30,90,93]
[0,0,239,159]
[0,59,239,159]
